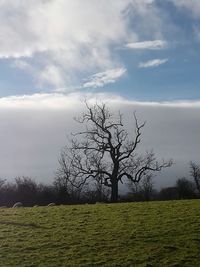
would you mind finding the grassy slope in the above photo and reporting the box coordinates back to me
[0,200,200,267]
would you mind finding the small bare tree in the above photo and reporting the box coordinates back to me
[55,159,87,202]
[140,174,154,201]
[128,174,155,201]
[190,161,200,195]
[57,102,172,202]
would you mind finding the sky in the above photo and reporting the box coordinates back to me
[0,0,200,189]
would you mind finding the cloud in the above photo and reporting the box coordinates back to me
[125,40,168,50]
[166,1,200,41]
[139,58,168,68]
[0,1,133,88]
[169,0,200,18]
[38,65,68,88]
[2,92,200,110]
[0,92,200,188]
[0,0,168,90]
[170,1,200,41]
[83,68,126,88]
[12,60,30,70]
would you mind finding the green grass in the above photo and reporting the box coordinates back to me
[0,200,200,267]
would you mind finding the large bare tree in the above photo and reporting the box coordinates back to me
[57,102,172,202]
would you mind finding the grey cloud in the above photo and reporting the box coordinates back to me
[0,93,199,189]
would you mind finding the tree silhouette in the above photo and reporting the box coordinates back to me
[57,102,172,202]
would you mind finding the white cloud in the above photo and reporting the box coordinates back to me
[1,92,200,110]
[139,58,168,68]
[83,68,126,88]
[0,0,167,89]
[0,1,133,88]
[38,65,68,88]
[125,40,168,50]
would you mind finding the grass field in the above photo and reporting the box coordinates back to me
[0,200,200,267]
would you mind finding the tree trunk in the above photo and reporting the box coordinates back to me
[111,179,118,202]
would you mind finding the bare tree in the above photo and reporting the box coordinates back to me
[55,154,88,201]
[57,102,172,202]
[140,174,154,201]
[190,161,200,195]
[128,174,155,201]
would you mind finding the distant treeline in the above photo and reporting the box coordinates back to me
[0,176,110,207]
[0,174,199,207]
[122,176,199,202]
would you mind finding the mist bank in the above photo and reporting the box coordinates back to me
[0,92,199,188]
